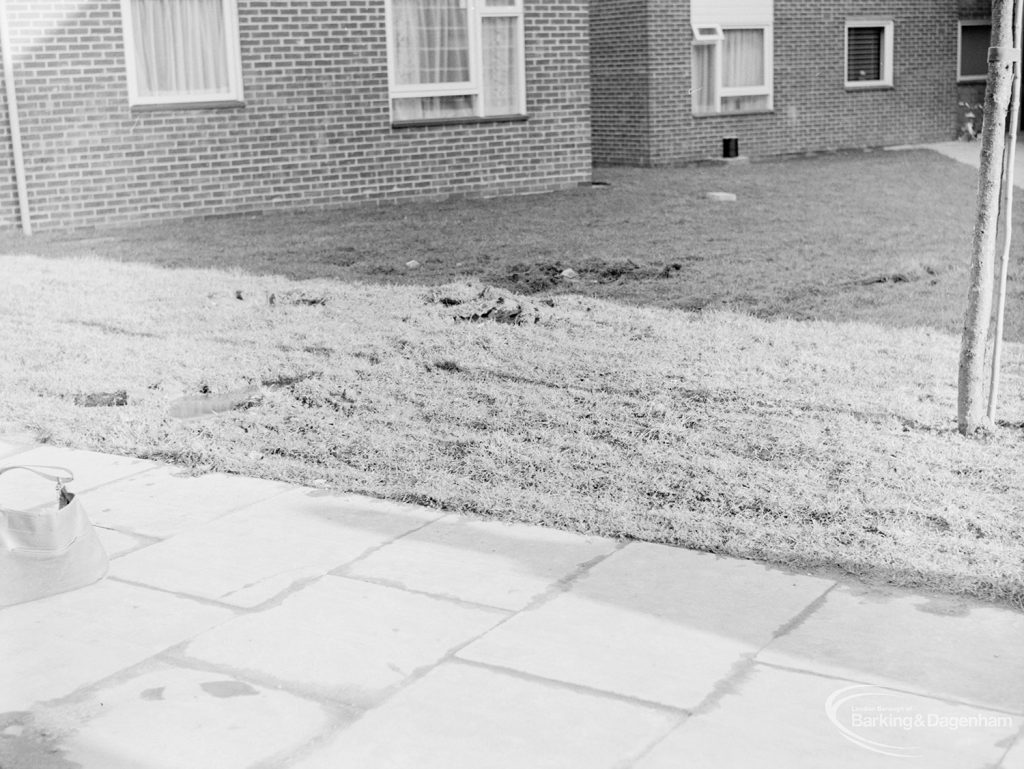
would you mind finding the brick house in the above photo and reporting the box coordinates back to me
[0,0,591,233]
[590,0,994,165]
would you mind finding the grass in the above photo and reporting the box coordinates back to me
[6,148,1021,340]
[1,148,1023,608]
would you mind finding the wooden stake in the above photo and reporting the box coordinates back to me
[987,0,1024,425]
[958,0,1016,435]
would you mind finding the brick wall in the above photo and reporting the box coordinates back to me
[592,0,962,165]
[0,0,591,232]
[957,0,991,16]
[589,0,650,165]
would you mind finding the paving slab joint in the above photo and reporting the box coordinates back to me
[684,654,759,720]
[95,524,162,548]
[995,723,1024,768]
[763,580,838,644]
[517,538,631,613]
[160,646,368,722]
[233,572,334,614]
[754,657,1024,718]
[106,575,251,614]
[326,512,447,575]
[453,657,690,717]
[329,571,519,614]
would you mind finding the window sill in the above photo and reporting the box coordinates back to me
[692,110,775,118]
[391,113,530,129]
[130,100,246,112]
[844,83,894,92]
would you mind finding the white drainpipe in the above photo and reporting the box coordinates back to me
[0,0,32,235]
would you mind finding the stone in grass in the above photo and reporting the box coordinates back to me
[73,390,128,407]
[706,191,738,202]
[406,260,421,269]
[560,268,579,279]
[168,386,262,420]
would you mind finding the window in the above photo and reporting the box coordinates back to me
[959,21,991,82]
[845,20,894,88]
[692,26,773,115]
[692,23,723,43]
[121,0,243,107]
[387,0,526,123]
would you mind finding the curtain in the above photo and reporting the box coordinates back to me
[720,29,769,113]
[691,44,715,114]
[722,29,764,88]
[721,95,768,112]
[131,0,229,97]
[482,17,519,115]
[391,0,472,120]
[392,95,475,121]
[392,0,470,86]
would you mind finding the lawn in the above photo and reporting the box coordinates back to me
[1,148,1022,608]
[5,148,1019,340]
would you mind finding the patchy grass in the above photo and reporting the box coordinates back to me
[2,148,1019,340]
[1,255,1023,608]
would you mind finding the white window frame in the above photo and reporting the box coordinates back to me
[692,24,773,116]
[385,0,527,123]
[120,0,244,108]
[845,19,894,89]
[691,23,723,43]
[958,20,991,83]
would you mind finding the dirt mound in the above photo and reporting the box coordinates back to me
[427,282,540,325]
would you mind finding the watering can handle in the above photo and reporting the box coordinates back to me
[0,465,75,487]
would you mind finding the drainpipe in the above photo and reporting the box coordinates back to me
[0,0,32,235]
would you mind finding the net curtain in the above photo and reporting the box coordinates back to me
[392,0,471,86]
[130,0,231,97]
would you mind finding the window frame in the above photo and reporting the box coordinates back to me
[385,0,528,125]
[691,24,773,116]
[844,19,894,89]
[958,19,991,83]
[691,23,723,43]
[120,0,244,108]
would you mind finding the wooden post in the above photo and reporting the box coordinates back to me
[987,0,1024,424]
[958,0,1016,435]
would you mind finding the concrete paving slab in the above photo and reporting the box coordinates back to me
[571,542,835,644]
[0,446,155,510]
[83,466,293,538]
[286,661,681,769]
[458,542,833,709]
[757,584,1024,713]
[905,140,1024,190]
[33,663,335,769]
[184,576,506,707]
[345,513,618,610]
[0,438,35,460]
[633,664,1018,769]
[460,588,750,710]
[94,527,151,559]
[109,488,441,606]
[0,580,233,712]
[1001,733,1024,768]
